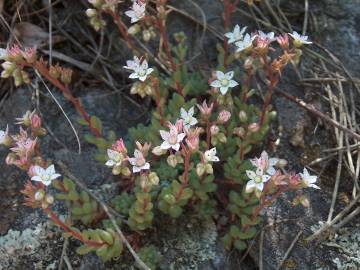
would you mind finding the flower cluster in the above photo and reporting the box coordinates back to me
[245,151,319,198]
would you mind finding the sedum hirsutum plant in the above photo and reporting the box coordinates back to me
[0,0,318,268]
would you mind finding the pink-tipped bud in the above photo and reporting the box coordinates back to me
[248,123,260,133]
[112,139,127,154]
[218,110,231,123]
[276,34,289,50]
[175,119,184,133]
[31,114,42,129]
[28,165,38,178]
[5,153,16,165]
[210,125,219,135]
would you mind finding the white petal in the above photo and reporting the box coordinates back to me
[46,165,56,175]
[172,143,180,151]
[225,71,234,80]
[31,176,42,182]
[228,80,238,88]
[133,166,141,173]
[177,133,186,142]
[210,80,222,88]
[246,170,256,180]
[125,10,135,18]
[128,158,137,166]
[34,166,45,176]
[146,68,154,75]
[160,141,171,150]
[188,107,194,116]
[267,166,276,176]
[269,158,279,167]
[220,86,228,95]
[215,70,225,80]
[129,73,139,79]
[180,108,187,119]
[50,173,61,180]
[255,183,264,191]
[43,179,52,186]
[105,160,115,167]
[142,162,150,170]
[262,174,271,182]
[190,118,198,126]
[309,184,320,189]
[212,156,220,162]
[134,149,142,159]
[160,130,170,141]
[245,180,256,192]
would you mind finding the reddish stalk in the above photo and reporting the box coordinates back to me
[222,0,240,68]
[31,61,102,138]
[106,10,136,52]
[175,148,191,201]
[44,208,104,248]
[259,76,278,125]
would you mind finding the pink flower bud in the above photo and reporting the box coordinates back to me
[28,165,37,177]
[112,139,127,154]
[218,110,231,123]
[31,114,42,129]
[248,123,260,133]
[210,125,219,135]
[5,154,16,165]
[276,34,289,49]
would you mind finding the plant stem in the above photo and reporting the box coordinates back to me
[151,78,165,125]
[32,61,102,138]
[44,207,104,248]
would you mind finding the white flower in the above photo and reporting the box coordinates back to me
[288,31,312,45]
[210,70,238,95]
[124,56,141,70]
[299,168,320,189]
[105,149,124,168]
[225,24,247,44]
[160,124,186,151]
[180,107,198,129]
[31,165,61,186]
[235,33,256,52]
[204,147,220,162]
[0,125,9,145]
[125,1,146,23]
[250,151,279,176]
[257,31,276,42]
[245,168,271,193]
[128,149,150,173]
[129,59,153,82]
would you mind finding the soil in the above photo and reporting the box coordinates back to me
[1,0,360,269]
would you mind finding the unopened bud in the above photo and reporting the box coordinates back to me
[121,167,131,177]
[238,110,248,123]
[210,125,219,135]
[149,172,159,186]
[277,159,288,168]
[31,114,42,129]
[248,123,260,133]
[86,8,97,17]
[45,194,54,204]
[167,154,178,168]
[218,110,231,123]
[142,29,152,42]
[218,133,227,143]
[233,127,246,138]
[112,166,121,175]
[128,24,141,35]
[61,68,72,85]
[35,189,45,201]
[152,146,166,156]
[196,163,205,177]
[5,153,16,165]
[244,57,253,70]
[269,111,277,120]
[205,163,213,174]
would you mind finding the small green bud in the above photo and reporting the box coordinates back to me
[167,154,178,168]
[196,163,205,177]
[238,110,248,122]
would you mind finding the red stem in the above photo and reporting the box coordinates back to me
[32,61,102,138]
[44,208,104,248]
[151,78,165,125]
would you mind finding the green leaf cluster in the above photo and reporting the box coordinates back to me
[128,191,154,231]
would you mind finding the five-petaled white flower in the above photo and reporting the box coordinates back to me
[180,107,198,130]
[257,31,276,42]
[210,70,238,95]
[128,149,150,173]
[245,168,271,193]
[235,33,256,52]
[160,124,186,151]
[124,56,141,70]
[125,1,146,23]
[250,151,279,176]
[299,168,320,189]
[31,165,61,186]
[128,59,153,82]
[204,147,220,163]
[105,149,124,168]
[288,31,312,45]
[225,24,247,44]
